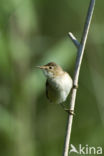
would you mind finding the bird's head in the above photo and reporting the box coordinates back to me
[36,62,64,79]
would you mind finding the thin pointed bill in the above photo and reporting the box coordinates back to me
[36,65,47,69]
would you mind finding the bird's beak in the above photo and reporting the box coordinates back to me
[36,65,47,69]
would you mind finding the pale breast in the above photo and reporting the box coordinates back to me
[47,72,73,104]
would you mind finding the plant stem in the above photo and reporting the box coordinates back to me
[63,0,96,156]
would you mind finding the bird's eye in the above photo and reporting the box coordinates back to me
[49,66,53,69]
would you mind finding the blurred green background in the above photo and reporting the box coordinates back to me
[0,0,104,156]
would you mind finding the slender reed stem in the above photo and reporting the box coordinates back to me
[63,0,96,156]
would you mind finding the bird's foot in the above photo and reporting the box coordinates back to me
[61,104,75,115]
[64,108,75,115]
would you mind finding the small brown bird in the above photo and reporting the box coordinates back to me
[37,62,73,104]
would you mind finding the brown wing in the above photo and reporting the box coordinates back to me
[46,80,58,103]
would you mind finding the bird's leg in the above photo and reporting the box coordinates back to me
[60,103,75,115]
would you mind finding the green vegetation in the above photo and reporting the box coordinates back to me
[0,0,104,156]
